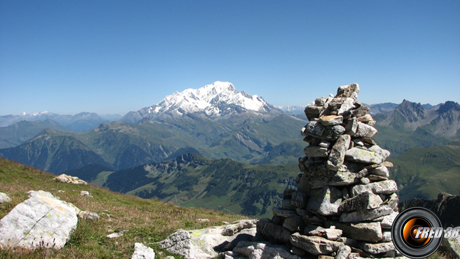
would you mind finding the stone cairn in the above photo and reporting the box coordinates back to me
[256,84,402,258]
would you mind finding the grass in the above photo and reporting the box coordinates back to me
[0,158,247,258]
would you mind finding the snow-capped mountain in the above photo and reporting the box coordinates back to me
[122,81,281,122]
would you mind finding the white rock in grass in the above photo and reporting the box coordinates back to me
[0,192,11,203]
[0,190,78,249]
[131,242,155,259]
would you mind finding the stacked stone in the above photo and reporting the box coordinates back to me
[256,84,401,259]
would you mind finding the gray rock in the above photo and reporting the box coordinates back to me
[329,221,383,242]
[369,166,390,177]
[301,121,325,138]
[282,216,305,232]
[257,218,291,245]
[340,205,393,223]
[0,190,78,249]
[345,118,358,136]
[354,122,378,138]
[233,241,302,259]
[351,105,370,118]
[304,146,329,157]
[290,232,343,255]
[351,180,398,196]
[380,212,399,229]
[387,193,399,212]
[336,83,360,100]
[363,242,395,254]
[303,164,336,189]
[291,191,308,209]
[345,147,387,164]
[305,105,326,121]
[319,140,331,148]
[360,177,370,184]
[315,97,328,106]
[335,245,351,259]
[282,199,297,210]
[158,220,257,259]
[222,219,258,236]
[338,191,383,212]
[319,115,343,126]
[329,170,360,186]
[368,145,391,159]
[307,186,342,216]
[107,230,128,238]
[54,174,87,185]
[131,243,155,259]
[382,231,392,242]
[323,125,346,140]
[327,134,351,171]
[368,174,389,181]
[0,192,11,203]
[338,98,356,115]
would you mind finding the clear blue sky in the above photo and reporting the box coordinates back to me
[1,0,459,115]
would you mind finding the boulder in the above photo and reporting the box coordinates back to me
[354,122,378,138]
[301,121,325,138]
[131,243,155,259]
[345,147,388,164]
[362,242,395,254]
[0,190,78,249]
[336,245,352,259]
[257,218,291,245]
[336,83,360,100]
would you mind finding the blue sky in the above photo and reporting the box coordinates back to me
[1,0,459,115]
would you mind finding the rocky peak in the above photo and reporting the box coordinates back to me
[394,99,426,122]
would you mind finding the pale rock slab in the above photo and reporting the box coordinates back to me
[363,242,395,254]
[330,221,383,242]
[338,191,383,212]
[54,174,87,185]
[131,242,155,259]
[340,205,393,223]
[327,134,351,171]
[0,190,78,249]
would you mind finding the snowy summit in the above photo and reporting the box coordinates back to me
[122,81,279,122]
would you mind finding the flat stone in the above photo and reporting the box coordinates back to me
[0,190,78,250]
[368,174,389,181]
[387,193,399,212]
[345,147,387,164]
[315,97,328,106]
[306,186,342,216]
[303,164,336,189]
[363,242,395,254]
[282,199,297,210]
[291,191,308,209]
[131,243,155,259]
[319,115,343,126]
[369,166,390,177]
[222,219,257,236]
[351,106,370,118]
[327,134,351,171]
[330,221,383,242]
[54,174,87,185]
[290,233,343,255]
[382,231,392,242]
[338,191,383,212]
[351,180,398,196]
[304,146,329,157]
[354,122,378,138]
[340,205,393,223]
[329,170,360,186]
[318,140,331,148]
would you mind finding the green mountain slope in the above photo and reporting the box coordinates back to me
[0,158,245,258]
[0,119,72,148]
[96,153,299,218]
[388,142,460,201]
[0,114,306,173]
